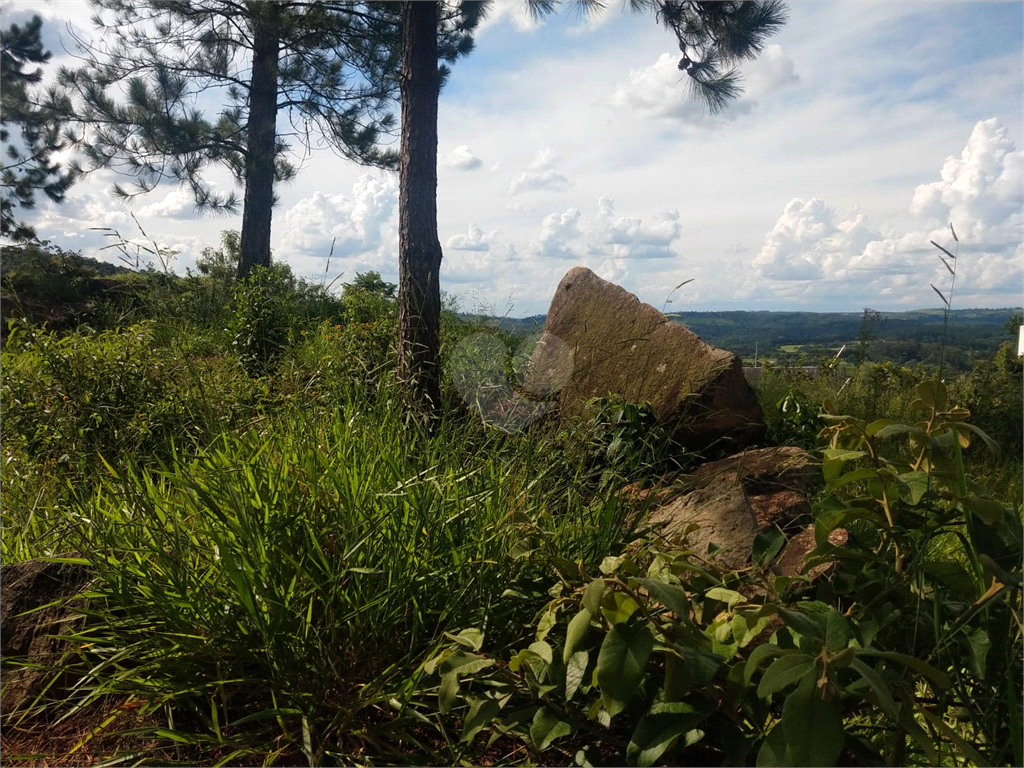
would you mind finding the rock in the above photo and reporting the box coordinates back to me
[1,558,93,721]
[525,267,765,451]
[638,447,828,574]
[775,525,850,580]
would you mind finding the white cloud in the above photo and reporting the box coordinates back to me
[744,119,1023,307]
[741,44,800,95]
[446,223,496,252]
[526,198,683,266]
[590,197,681,260]
[137,186,199,218]
[530,208,582,260]
[443,145,483,170]
[910,118,1023,232]
[508,148,572,196]
[475,0,545,34]
[509,168,572,196]
[609,52,755,124]
[281,174,398,258]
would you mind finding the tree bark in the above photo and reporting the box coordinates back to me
[237,2,280,280]
[397,0,442,417]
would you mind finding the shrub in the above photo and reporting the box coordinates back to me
[959,341,1023,460]
[229,265,296,378]
[424,379,1022,767]
[0,321,250,471]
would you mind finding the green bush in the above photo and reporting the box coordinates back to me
[0,321,250,471]
[583,396,687,482]
[230,265,296,378]
[424,379,1022,767]
[959,341,1023,460]
[18,389,636,765]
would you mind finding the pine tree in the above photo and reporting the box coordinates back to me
[1,15,78,241]
[51,1,477,278]
[396,0,788,419]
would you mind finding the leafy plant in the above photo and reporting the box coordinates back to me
[584,396,687,482]
[769,389,823,448]
[423,378,1022,767]
[230,265,295,378]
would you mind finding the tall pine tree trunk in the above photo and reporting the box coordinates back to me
[238,2,280,280]
[397,1,442,417]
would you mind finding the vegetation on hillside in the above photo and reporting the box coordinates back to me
[0,241,1020,766]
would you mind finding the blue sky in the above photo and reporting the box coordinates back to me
[4,0,1022,317]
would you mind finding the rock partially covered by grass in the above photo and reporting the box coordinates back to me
[526,267,765,451]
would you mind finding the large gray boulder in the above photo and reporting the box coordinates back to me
[524,267,764,450]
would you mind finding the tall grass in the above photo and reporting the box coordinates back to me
[10,376,642,765]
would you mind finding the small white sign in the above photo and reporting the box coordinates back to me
[1018,326,1024,357]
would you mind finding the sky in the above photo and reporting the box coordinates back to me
[3,0,1022,318]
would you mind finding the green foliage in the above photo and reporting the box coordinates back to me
[0,321,249,474]
[424,378,1021,767]
[959,341,1023,460]
[229,265,296,378]
[1,14,77,240]
[769,389,823,448]
[0,240,128,330]
[344,269,397,300]
[6,385,634,764]
[583,396,688,482]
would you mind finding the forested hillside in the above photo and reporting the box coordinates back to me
[482,308,1023,375]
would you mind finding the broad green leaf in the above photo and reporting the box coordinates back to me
[509,647,546,672]
[827,466,877,492]
[530,706,572,751]
[536,606,557,641]
[756,724,789,767]
[821,447,866,465]
[864,419,896,436]
[967,628,991,680]
[922,559,976,599]
[598,621,654,717]
[600,555,627,575]
[705,587,745,608]
[663,652,692,701]
[916,379,948,410]
[632,577,691,618]
[757,653,815,698]
[446,627,485,652]
[627,702,706,766]
[873,423,929,442]
[529,640,553,666]
[439,651,494,677]
[439,671,459,714]
[955,422,999,456]
[583,579,605,615]
[602,590,641,625]
[894,470,930,505]
[673,643,724,686]
[778,608,824,642]
[963,496,1007,528]
[781,673,844,766]
[564,608,593,662]
[461,697,500,743]
[744,644,795,686]
[822,611,854,652]
[565,650,589,701]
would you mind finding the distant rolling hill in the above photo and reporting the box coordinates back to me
[468,308,1022,374]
